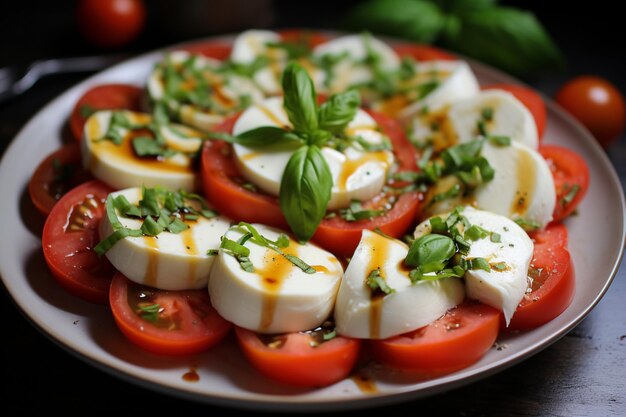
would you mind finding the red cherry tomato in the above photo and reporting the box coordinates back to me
[77,0,146,48]
[483,83,547,139]
[555,76,626,147]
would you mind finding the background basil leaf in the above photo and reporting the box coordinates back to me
[442,7,564,75]
[236,126,302,147]
[432,0,498,14]
[345,0,446,43]
[279,145,332,241]
[318,89,361,134]
[282,63,319,133]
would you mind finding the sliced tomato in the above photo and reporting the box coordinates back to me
[70,84,143,141]
[110,273,232,355]
[28,143,92,215]
[482,83,547,139]
[42,180,115,304]
[508,223,574,330]
[178,41,232,60]
[393,43,456,61]
[539,145,590,222]
[201,111,421,256]
[370,301,500,374]
[277,29,330,48]
[235,327,360,387]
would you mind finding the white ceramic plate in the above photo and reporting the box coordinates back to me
[1,35,624,412]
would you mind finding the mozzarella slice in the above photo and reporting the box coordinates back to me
[409,90,539,150]
[147,50,264,132]
[381,60,479,118]
[81,110,203,191]
[99,187,231,290]
[232,97,394,210]
[208,224,343,333]
[312,34,400,95]
[414,207,533,324]
[422,141,556,228]
[230,30,285,95]
[335,230,464,339]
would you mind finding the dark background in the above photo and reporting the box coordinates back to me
[1,1,625,416]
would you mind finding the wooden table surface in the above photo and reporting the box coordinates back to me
[1,3,625,416]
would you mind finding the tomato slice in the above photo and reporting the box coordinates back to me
[70,84,143,141]
[110,273,232,355]
[393,43,456,61]
[42,180,116,304]
[508,223,574,330]
[277,29,330,48]
[201,111,421,256]
[28,143,92,215]
[177,41,232,60]
[370,301,500,374]
[482,83,547,139]
[235,327,360,387]
[539,145,590,222]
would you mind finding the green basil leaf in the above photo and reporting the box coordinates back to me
[442,7,564,76]
[433,0,498,14]
[345,0,446,44]
[279,145,332,241]
[235,126,302,147]
[405,234,456,272]
[132,137,170,157]
[282,63,318,133]
[317,89,361,134]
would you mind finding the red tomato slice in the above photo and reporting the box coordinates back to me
[201,111,421,256]
[110,273,232,355]
[393,43,456,61]
[277,29,330,48]
[482,83,547,139]
[539,145,590,222]
[28,143,92,215]
[42,180,115,304]
[235,327,360,387]
[508,223,574,330]
[370,301,500,374]
[70,84,143,141]
[177,41,232,60]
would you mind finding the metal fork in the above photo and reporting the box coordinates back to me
[0,54,128,104]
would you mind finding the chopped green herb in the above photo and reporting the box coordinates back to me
[490,232,501,243]
[340,200,384,222]
[366,269,395,294]
[138,303,161,322]
[561,184,580,206]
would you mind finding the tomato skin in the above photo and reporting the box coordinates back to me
[110,274,232,355]
[77,0,146,48]
[393,44,456,61]
[277,29,330,48]
[42,180,115,304]
[539,145,590,222]
[235,327,360,387]
[370,302,500,374]
[28,143,92,215]
[70,84,143,141]
[482,83,547,139]
[508,223,574,330]
[178,42,232,60]
[201,111,421,255]
[555,76,625,147]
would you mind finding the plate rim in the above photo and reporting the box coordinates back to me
[1,31,624,411]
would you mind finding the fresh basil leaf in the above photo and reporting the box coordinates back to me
[93,227,142,256]
[367,269,395,294]
[279,145,332,241]
[266,40,311,60]
[405,234,456,272]
[442,7,564,76]
[282,63,318,134]
[317,89,361,134]
[235,126,302,147]
[433,0,498,14]
[345,0,446,44]
[132,137,171,157]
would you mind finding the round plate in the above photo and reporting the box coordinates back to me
[0,34,624,411]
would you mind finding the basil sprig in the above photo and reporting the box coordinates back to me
[232,63,364,241]
[345,0,564,76]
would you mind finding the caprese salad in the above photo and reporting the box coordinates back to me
[31,30,589,389]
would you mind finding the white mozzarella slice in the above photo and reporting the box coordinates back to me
[81,111,203,191]
[409,90,538,150]
[394,60,479,118]
[147,50,264,132]
[99,187,231,290]
[232,97,394,210]
[335,230,464,339]
[414,207,533,324]
[312,34,400,94]
[230,30,285,95]
[208,224,343,333]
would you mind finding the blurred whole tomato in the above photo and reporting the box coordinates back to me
[77,0,146,48]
